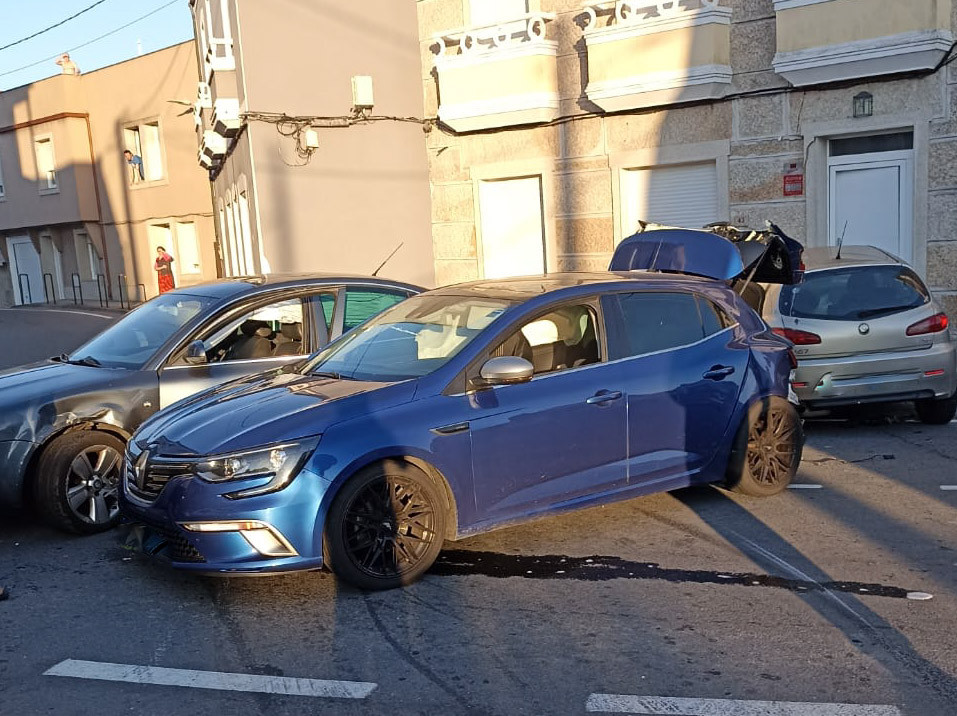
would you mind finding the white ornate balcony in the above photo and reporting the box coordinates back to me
[582,1,732,112]
[201,130,227,161]
[772,0,954,86]
[433,12,559,132]
[212,98,241,138]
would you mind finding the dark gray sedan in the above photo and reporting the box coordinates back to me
[0,274,421,533]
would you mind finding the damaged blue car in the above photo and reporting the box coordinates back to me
[121,227,804,590]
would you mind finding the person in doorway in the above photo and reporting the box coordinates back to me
[155,246,175,294]
[124,150,144,183]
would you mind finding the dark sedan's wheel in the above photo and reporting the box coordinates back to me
[726,397,803,497]
[915,394,957,425]
[34,431,126,534]
[324,461,445,590]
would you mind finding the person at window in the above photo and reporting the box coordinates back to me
[124,150,144,183]
[155,246,175,294]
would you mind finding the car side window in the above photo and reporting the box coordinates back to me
[609,292,705,360]
[697,295,734,337]
[491,304,600,376]
[343,288,409,332]
[202,298,305,363]
[318,293,336,331]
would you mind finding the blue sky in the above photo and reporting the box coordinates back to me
[0,0,194,91]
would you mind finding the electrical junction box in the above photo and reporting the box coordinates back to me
[352,75,374,110]
[303,128,320,149]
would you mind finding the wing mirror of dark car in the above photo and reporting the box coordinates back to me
[184,339,208,365]
[472,356,534,388]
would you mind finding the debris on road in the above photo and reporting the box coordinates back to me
[0,585,8,601]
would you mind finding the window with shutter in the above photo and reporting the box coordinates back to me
[620,162,718,240]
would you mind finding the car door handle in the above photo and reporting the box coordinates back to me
[586,390,623,405]
[703,365,735,381]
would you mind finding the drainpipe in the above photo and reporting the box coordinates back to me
[0,112,112,295]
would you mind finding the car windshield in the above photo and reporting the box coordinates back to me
[779,265,930,321]
[305,294,513,381]
[69,292,215,369]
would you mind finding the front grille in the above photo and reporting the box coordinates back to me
[125,448,191,503]
[156,524,206,563]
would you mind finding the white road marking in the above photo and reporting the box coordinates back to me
[940,485,957,491]
[2,307,113,319]
[44,659,376,699]
[788,484,823,489]
[585,693,901,715]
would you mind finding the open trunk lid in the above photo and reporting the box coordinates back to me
[609,221,804,286]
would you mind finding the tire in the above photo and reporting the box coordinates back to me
[915,394,957,425]
[323,461,446,590]
[726,396,803,497]
[33,431,126,534]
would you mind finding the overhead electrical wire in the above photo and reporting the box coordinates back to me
[0,0,179,79]
[0,0,113,53]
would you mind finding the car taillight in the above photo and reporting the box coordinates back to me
[906,312,949,336]
[772,327,822,345]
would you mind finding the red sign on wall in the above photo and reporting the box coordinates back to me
[784,173,804,197]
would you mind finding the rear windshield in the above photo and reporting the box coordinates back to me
[779,266,929,321]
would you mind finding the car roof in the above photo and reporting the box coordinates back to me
[802,245,905,271]
[169,273,425,301]
[425,271,720,301]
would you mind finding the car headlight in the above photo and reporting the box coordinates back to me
[193,437,320,499]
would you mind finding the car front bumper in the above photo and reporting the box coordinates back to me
[792,342,957,408]
[0,440,37,509]
[119,466,331,575]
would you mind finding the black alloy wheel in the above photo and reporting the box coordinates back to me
[325,462,446,590]
[728,397,803,497]
[34,431,126,534]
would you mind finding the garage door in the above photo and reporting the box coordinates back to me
[619,162,719,241]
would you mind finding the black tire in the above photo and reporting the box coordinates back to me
[33,431,126,534]
[915,394,957,425]
[323,460,446,590]
[726,396,803,497]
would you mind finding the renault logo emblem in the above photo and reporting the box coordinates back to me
[134,450,149,490]
[858,323,870,335]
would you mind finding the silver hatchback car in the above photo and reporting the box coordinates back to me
[761,246,957,423]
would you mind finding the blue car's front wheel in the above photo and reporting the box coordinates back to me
[323,461,446,590]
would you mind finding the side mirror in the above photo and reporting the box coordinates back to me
[184,339,208,365]
[475,356,534,387]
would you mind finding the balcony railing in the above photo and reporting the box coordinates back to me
[582,0,733,111]
[432,12,559,132]
[772,0,954,86]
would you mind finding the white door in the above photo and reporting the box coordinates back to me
[619,162,719,242]
[6,236,43,304]
[478,176,546,279]
[828,151,913,261]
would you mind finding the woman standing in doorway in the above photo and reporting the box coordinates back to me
[155,246,175,294]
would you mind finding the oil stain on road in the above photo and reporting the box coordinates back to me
[431,549,916,599]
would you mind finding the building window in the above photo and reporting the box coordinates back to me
[469,0,527,26]
[123,120,165,183]
[478,176,546,279]
[34,135,57,192]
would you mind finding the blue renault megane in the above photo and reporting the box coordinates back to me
[120,228,805,590]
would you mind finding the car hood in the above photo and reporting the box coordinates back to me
[0,360,130,439]
[135,370,417,457]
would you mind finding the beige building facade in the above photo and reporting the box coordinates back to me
[418,0,957,317]
[0,42,217,307]
[189,0,435,287]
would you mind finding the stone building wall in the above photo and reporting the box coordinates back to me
[418,0,957,319]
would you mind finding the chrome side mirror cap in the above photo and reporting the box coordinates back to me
[476,356,534,387]
[184,339,208,365]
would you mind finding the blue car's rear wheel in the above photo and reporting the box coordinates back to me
[727,397,802,497]
[324,461,445,590]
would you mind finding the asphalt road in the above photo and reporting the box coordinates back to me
[1,307,956,715]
